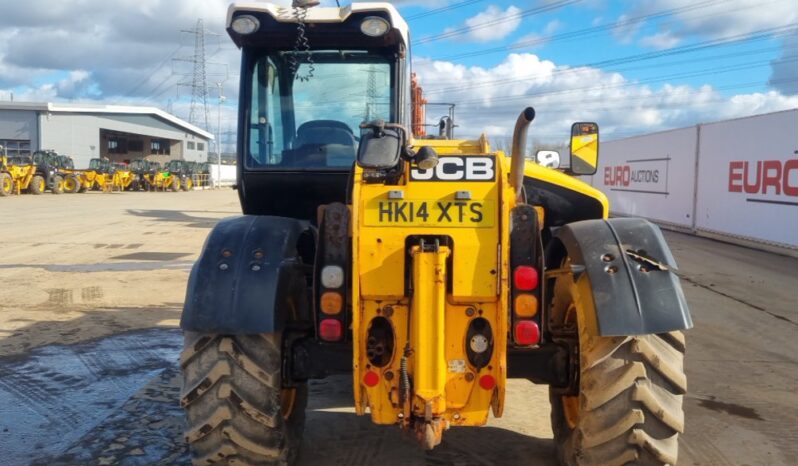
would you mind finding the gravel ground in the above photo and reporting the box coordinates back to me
[0,190,796,465]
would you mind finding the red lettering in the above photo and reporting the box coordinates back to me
[622,166,631,186]
[761,160,782,195]
[742,161,762,194]
[728,161,743,192]
[604,167,612,185]
[784,160,798,197]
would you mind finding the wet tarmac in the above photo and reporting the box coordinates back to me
[0,329,185,465]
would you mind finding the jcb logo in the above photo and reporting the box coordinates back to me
[411,156,495,182]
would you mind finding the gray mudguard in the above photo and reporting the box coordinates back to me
[181,215,313,334]
[554,218,693,336]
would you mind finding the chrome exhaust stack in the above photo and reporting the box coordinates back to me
[509,107,536,200]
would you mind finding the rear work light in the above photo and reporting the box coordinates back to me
[321,265,345,289]
[319,319,343,342]
[514,320,540,346]
[513,266,539,291]
[231,15,260,35]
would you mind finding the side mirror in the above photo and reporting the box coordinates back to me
[569,122,599,175]
[357,120,403,170]
[535,150,561,169]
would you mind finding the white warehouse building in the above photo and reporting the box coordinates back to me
[0,101,213,168]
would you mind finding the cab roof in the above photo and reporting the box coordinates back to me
[226,2,409,48]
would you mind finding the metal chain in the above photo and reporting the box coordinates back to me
[290,5,315,82]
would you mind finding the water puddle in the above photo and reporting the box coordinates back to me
[0,262,194,273]
[0,328,183,465]
[110,252,192,261]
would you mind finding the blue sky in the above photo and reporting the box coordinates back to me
[1,0,797,147]
[406,0,785,93]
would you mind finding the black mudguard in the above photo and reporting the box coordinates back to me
[553,218,693,336]
[181,215,314,334]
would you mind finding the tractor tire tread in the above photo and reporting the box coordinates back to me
[181,333,305,466]
[30,175,45,194]
[0,172,13,196]
[574,333,686,466]
[51,175,64,194]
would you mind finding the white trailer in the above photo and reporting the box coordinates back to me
[592,108,798,252]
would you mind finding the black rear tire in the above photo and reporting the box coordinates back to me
[181,333,307,466]
[549,259,686,466]
[64,175,80,193]
[51,175,64,194]
[0,172,13,196]
[29,175,45,194]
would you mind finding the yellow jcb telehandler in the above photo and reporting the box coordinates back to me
[179,3,693,466]
[0,145,11,196]
[1,150,42,196]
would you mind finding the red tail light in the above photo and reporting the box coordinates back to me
[513,266,539,290]
[319,319,343,342]
[514,320,540,346]
[479,374,496,390]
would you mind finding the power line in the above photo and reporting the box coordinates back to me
[455,75,798,112]
[121,44,183,98]
[413,0,582,45]
[436,0,730,60]
[423,43,790,93]
[442,54,798,108]
[406,0,485,21]
[173,19,223,131]
[419,23,798,96]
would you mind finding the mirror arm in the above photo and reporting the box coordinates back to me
[510,107,536,200]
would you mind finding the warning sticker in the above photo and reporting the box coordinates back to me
[448,359,466,373]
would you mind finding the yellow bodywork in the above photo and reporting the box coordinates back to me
[3,159,38,194]
[145,171,180,191]
[350,135,607,444]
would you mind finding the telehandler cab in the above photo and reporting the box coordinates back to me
[180,3,693,465]
[29,150,65,194]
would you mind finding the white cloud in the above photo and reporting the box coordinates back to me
[412,53,798,144]
[612,0,798,93]
[464,5,523,42]
[0,1,241,114]
[612,14,644,44]
[513,19,564,49]
[543,19,563,35]
[769,33,798,95]
[639,30,681,49]
[641,0,798,39]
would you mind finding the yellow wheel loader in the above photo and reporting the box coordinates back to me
[55,154,81,193]
[145,163,183,191]
[179,3,693,466]
[2,154,39,195]
[28,150,65,194]
[112,163,135,191]
[0,146,13,196]
[74,158,129,192]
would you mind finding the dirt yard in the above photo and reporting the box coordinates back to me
[0,190,796,465]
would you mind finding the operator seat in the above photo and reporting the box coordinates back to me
[288,120,357,167]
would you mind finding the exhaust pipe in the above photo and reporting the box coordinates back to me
[510,107,535,200]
